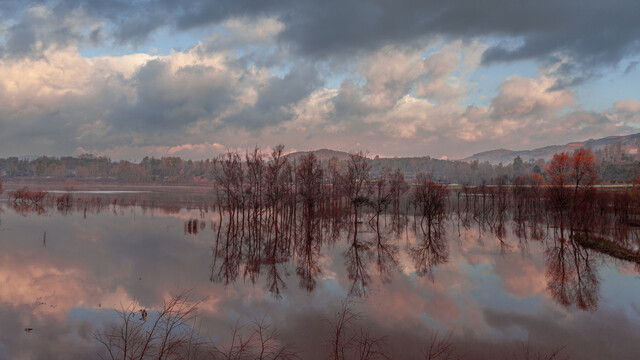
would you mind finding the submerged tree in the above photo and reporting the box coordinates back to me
[96,291,299,360]
[545,149,598,229]
[95,291,203,360]
[411,173,449,236]
[340,151,373,226]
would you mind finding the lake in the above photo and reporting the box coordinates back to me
[0,186,639,359]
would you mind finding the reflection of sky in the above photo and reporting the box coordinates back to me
[1,203,640,359]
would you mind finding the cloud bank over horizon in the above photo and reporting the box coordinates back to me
[0,1,639,160]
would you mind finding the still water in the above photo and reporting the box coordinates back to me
[0,190,639,359]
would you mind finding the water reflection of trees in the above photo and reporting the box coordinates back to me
[7,147,640,312]
[205,151,453,297]
[545,228,599,312]
[410,174,449,278]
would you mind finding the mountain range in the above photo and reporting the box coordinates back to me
[287,133,640,165]
[464,133,640,164]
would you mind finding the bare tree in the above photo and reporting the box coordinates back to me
[95,290,204,360]
[340,152,372,226]
[96,292,298,360]
[411,173,449,236]
[326,301,389,360]
[423,331,460,360]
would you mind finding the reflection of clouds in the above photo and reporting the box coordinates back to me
[614,261,640,277]
[483,305,640,359]
[492,250,546,299]
[1,202,640,358]
[0,257,86,319]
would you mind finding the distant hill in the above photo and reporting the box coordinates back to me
[286,149,351,162]
[465,133,640,164]
[3,133,640,185]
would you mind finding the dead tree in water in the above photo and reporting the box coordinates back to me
[368,168,393,233]
[265,145,289,254]
[339,152,372,236]
[338,152,374,296]
[388,168,409,233]
[95,291,202,360]
[326,301,389,360]
[214,151,244,220]
[294,153,324,291]
[411,173,449,237]
[245,147,265,247]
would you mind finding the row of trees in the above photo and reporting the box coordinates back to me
[2,145,639,184]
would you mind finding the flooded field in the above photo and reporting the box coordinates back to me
[1,183,639,359]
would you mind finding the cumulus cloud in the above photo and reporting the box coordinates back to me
[0,37,635,160]
[0,1,638,159]
[613,99,640,114]
[1,4,102,59]
[491,75,574,118]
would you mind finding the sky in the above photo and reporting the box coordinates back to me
[0,0,639,161]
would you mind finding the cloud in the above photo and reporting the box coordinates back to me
[221,62,322,130]
[1,4,102,59]
[604,99,640,128]
[0,8,638,159]
[613,99,640,114]
[491,75,574,118]
[3,1,636,78]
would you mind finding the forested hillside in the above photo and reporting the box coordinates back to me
[2,145,639,185]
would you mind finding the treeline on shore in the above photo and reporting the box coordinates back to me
[1,144,639,185]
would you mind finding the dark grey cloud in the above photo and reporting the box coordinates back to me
[5,22,37,56]
[3,0,639,84]
[625,61,639,75]
[222,63,322,130]
[1,1,97,59]
[108,59,237,133]
[172,0,640,69]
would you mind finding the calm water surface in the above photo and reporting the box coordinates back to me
[0,191,639,359]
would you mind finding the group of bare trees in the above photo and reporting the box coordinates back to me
[204,146,640,306]
[95,291,463,360]
[95,291,298,360]
[210,146,454,242]
[208,146,456,296]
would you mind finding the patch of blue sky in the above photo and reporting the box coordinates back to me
[461,263,542,315]
[237,46,292,75]
[465,60,538,108]
[79,25,214,58]
[315,55,359,87]
[142,27,214,54]
[574,57,640,112]
[264,61,293,79]
[420,43,446,59]
[324,71,350,90]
